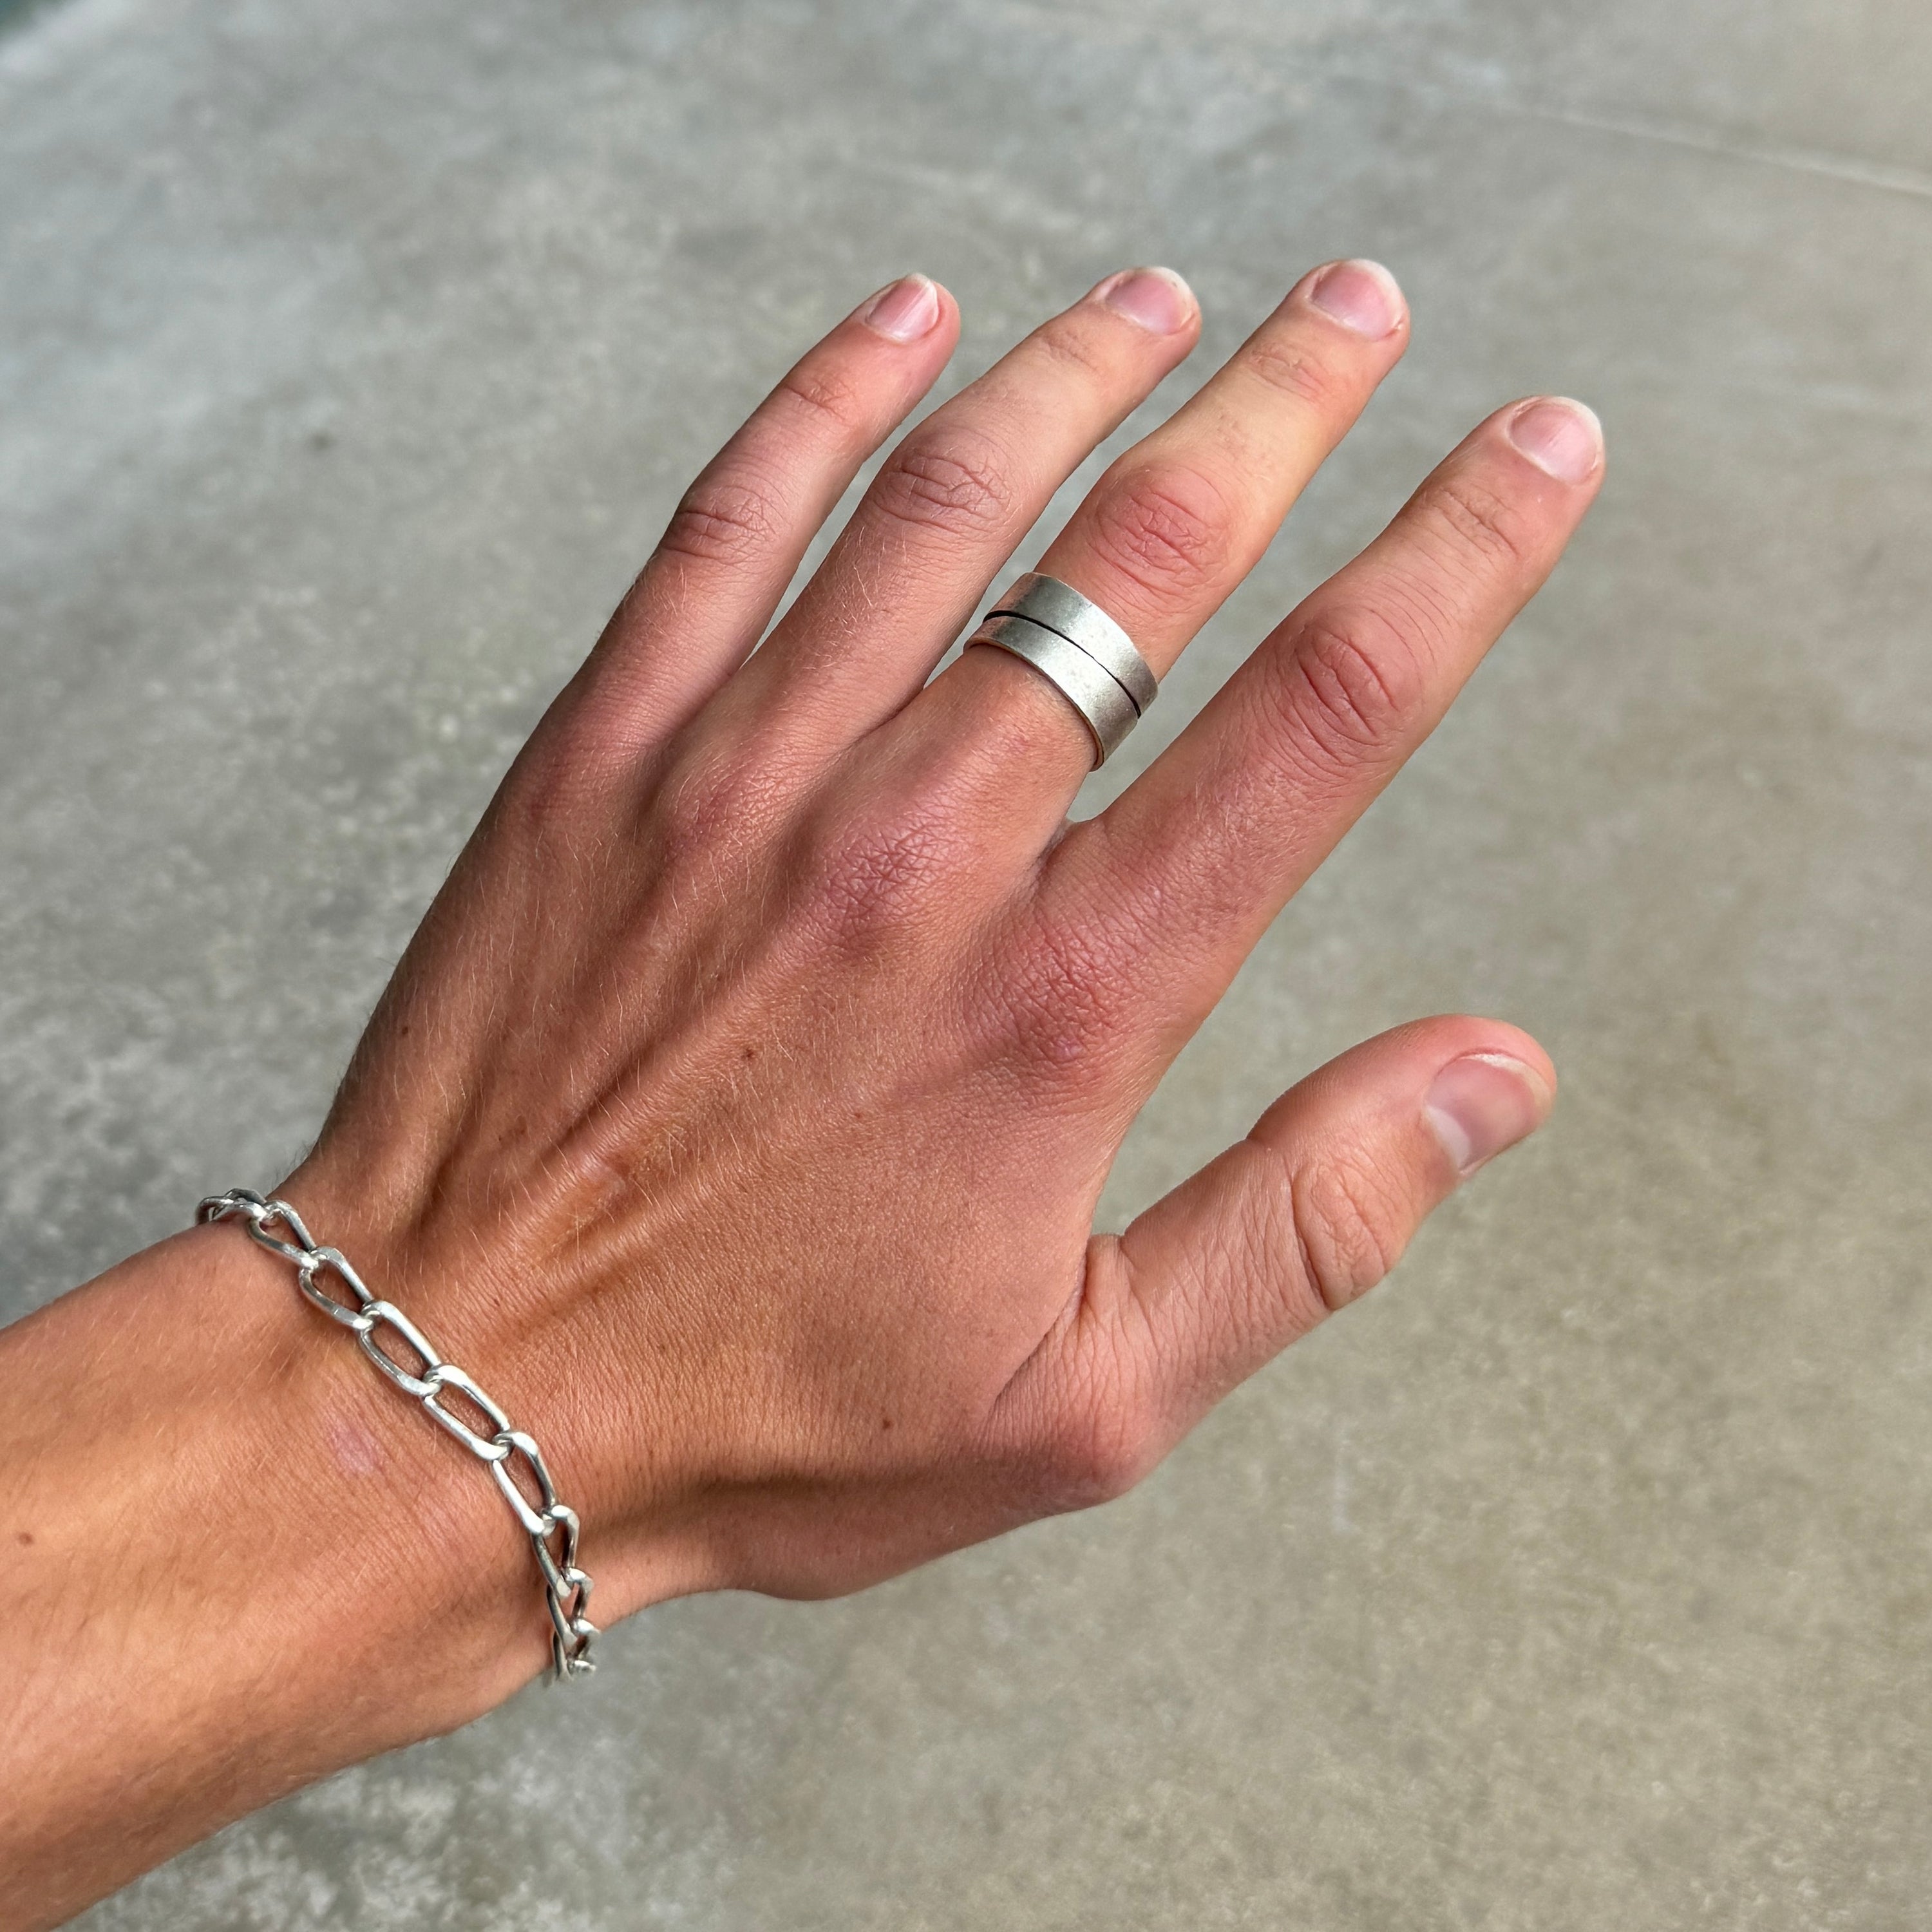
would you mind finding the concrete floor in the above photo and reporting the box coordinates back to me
[4,0,1930,1925]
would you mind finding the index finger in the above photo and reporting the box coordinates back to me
[1043,395,1605,1036]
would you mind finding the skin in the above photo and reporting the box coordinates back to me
[0,260,1602,1929]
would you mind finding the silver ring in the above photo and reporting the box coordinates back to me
[965,574,1157,768]
[969,615,1139,765]
[990,573,1158,715]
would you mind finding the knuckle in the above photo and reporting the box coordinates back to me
[1081,462,1233,604]
[658,473,783,570]
[1242,332,1343,413]
[650,739,784,874]
[798,800,965,951]
[979,907,1139,1086]
[1287,1153,1405,1314]
[773,357,873,443]
[1028,312,1117,384]
[1425,473,1537,572]
[867,433,1016,542]
[498,735,605,848]
[653,757,736,864]
[1260,612,1426,788]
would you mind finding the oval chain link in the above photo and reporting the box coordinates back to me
[198,1188,598,1681]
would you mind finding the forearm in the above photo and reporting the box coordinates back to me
[0,1224,535,1931]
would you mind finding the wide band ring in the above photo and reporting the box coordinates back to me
[965,574,1157,768]
[991,573,1158,714]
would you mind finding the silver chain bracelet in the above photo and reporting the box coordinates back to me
[197,1189,598,1681]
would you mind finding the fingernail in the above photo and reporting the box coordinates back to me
[1424,1054,1551,1179]
[1306,258,1405,339]
[1505,397,1604,484]
[1092,265,1197,336]
[859,274,942,343]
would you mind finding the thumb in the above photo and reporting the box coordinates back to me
[998,1018,1554,1507]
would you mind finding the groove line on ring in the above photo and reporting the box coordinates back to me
[988,612,1148,716]
[965,613,1137,764]
[989,611,1146,717]
[987,573,1157,715]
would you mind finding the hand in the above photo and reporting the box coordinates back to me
[296,258,1598,1627]
[0,260,1602,1927]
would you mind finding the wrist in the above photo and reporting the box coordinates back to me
[280,1146,714,1630]
[192,1198,567,1710]
[0,1218,540,1924]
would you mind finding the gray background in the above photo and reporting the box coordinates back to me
[4,0,1929,1925]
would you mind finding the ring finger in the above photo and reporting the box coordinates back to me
[899,259,1412,804]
